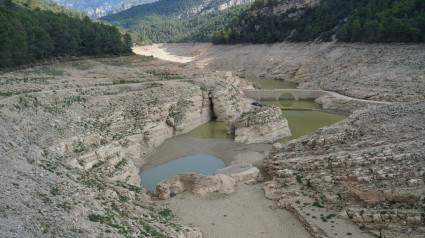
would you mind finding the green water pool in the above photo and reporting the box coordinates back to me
[187,121,235,139]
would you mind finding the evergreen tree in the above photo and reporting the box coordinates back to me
[0,0,132,69]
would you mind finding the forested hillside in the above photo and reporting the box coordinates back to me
[212,0,425,44]
[101,0,253,43]
[14,0,87,18]
[51,0,156,19]
[130,5,249,43]
[0,0,132,69]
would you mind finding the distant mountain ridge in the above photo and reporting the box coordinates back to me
[51,0,157,18]
[101,0,254,43]
[13,0,87,18]
[102,0,254,22]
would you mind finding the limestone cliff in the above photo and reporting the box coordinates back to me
[264,101,425,238]
[234,106,291,144]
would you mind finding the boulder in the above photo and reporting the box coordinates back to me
[234,107,291,144]
[155,172,236,200]
[215,163,260,182]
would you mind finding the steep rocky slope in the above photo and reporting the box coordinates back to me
[264,101,425,237]
[0,55,271,237]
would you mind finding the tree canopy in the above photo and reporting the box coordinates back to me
[101,0,251,43]
[0,0,132,69]
[211,0,425,44]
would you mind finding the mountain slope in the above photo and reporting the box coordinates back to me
[51,0,156,19]
[0,0,132,69]
[102,0,253,23]
[212,0,425,44]
[13,0,87,18]
[101,0,254,43]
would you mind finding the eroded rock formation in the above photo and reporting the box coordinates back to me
[155,163,261,200]
[264,101,425,238]
[234,106,291,144]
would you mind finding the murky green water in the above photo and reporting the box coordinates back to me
[245,78,297,89]
[277,110,347,144]
[261,100,322,109]
[187,100,346,144]
[262,100,347,143]
[140,154,225,190]
[187,121,235,139]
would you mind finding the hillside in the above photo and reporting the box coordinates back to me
[51,0,156,19]
[212,0,425,44]
[0,0,132,70]
[13,0,87,18]
[101,0,254,43]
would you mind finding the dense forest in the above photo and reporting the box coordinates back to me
[129,5,248,43]
[13,0,87,18]
[0,0,132,69]
[101,0,252,43]
[212,0,425,44]
[102,0,236,23]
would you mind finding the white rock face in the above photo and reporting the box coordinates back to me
[156,163,262,200]
[211,84,252,133]
[155,172,236,200]
[234,107,291,144]
[215,163,260,182]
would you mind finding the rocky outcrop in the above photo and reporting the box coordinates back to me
[315,94,388,113]
[271,0,320,16]
[234,107,291,143]
[156,163,261,200]
[217,0,255,10]
[155,173,236,200]
[215,162,260,182]
[264,101,425,238]
[183,0,255,17]
[209,81,253,133]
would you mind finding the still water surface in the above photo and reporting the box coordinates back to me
[140,154,225,190]
[187,121,234,139]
